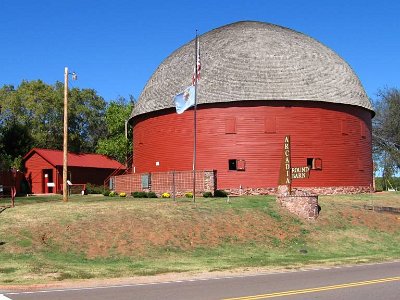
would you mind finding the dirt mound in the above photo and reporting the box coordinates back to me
[28,204,300,258]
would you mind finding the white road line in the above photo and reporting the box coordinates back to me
[0,294,13,300]
[5,260,400,296]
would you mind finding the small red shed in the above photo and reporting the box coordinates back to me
[23,148,125,194]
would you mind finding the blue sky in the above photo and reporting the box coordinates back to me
[1,0,399,103]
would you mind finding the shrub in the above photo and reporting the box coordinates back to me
[203,191,213,198]
[161,192,171,198]
[109,191,117,197]
[185,192,193,198]
[103,191,110,196]
[131,191,148,198]
[119,192,127,197]
[86,183,105,194]
[214,189,228,197]
[147,192,158,198]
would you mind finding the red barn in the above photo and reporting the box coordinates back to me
[128,21,374,195]
[23,148,125,194]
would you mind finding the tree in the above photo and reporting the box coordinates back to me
[96,97,134,164]
[372,87,400,189]
[64,86,107,153]
[0,80,107,169]
[0,122,34,168]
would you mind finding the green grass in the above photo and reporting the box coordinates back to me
[0,193,399,285]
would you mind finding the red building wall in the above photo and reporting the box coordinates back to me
[0,171,25,195]
[132,101,373,190]
[24,153,56,194]
[25,154,121,194]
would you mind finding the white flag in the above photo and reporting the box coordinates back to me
[174,85,195,114]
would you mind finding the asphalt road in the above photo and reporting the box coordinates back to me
[1,261,399,300]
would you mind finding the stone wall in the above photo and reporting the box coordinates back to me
[225,185,373,196]
[277,194,319,220]
[276,186,319,220]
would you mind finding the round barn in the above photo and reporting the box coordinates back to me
[128,21,373,194]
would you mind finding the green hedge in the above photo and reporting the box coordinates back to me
[214,189,228,197]
[147,192,158,198]
[85,183,105,194]
[131,191,158,198]
[203,191,213,198]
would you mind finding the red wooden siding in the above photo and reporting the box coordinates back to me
[132,101,373,190]
[24,152,56,194]
[24,150,125,194]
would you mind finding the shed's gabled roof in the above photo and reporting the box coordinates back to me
[131,21,372,120]
[23,148,125,169]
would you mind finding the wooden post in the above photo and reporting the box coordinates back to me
[63,67,68,202]
[278,135,292,194]
[172,170,176,201]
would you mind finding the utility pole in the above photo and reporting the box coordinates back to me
[63,67,69,202]
[63,68,77,202]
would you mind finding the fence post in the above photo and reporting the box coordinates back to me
[172,170,176,201]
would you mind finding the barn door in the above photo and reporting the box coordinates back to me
[43,169,54,193]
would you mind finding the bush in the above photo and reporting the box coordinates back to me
[103,191,110,196]
[147,192,158,198]
[131,191,148,198]
[119,192,127,197]
[86,183,105,194]
[203,191,213,198]
[161,192,171,198]
[214,189,228,197]
[185,192,193,198]
[109,191,117,197]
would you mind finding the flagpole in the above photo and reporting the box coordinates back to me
[192,30,198,203]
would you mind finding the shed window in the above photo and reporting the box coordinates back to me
[307,158,322,170]
[229,159,246,171]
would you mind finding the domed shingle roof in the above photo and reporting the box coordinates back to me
[131,21,372,119]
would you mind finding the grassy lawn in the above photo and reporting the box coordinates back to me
[0,192,399,285]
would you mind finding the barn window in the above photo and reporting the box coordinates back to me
[137,132,144,145]
[264,117,276,133]
[229,159,246,171]
[307,158,322,170]
[341,120,348,135]
[357,158,364,171]
[225,117,236,134]
[360,121,366,139]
